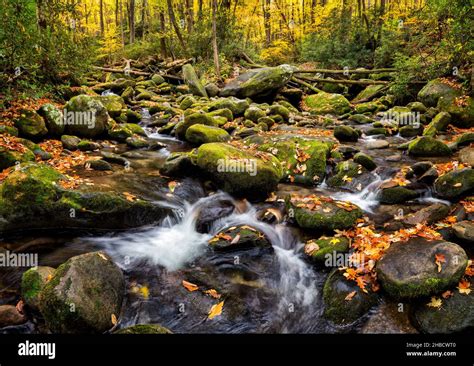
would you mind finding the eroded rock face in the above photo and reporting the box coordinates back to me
[220,65,294,99]
[39,251,124,333]
[376,238,468,299]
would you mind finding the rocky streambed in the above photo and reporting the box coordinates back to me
[0,65,473,334]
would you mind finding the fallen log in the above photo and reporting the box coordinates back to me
[291,77,322,94]
[294,68,396,75]
[92,66,150,76]
[299,76,389,85]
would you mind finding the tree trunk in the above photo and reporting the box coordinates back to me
[129,0,135,44]
[263,0,271,46]
[167,0,188,54]
[141,0,147,40]
[198,0,203,22]
[185,0,194,34]
[159,11,168,58]
[100,0,105,36]
[212,0,220,80]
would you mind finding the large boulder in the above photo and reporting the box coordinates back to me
[0,145,35,170]
[434,168,474,200]
[334,125,359,142]
[303,92,351,115]
[437,95,474,128]
[353,84,386,103]
[185,124,230,145]
[422,112,451,137]
[0,163,171,232]
[288,195,363,231]
[257,136,333,185]
[417,79,462,107]
[21,266,56,311]
[14,109,48,140]
[323,269,378,325]
[38,104,65,136]
[182,64,208,97]
[220,65,294,99]
[376,238,468,299]
[452,221,474,243]
[175,112,218,140]
[39,251,124,333]
[413,291,474,334]
[92,95,126,118]
[408,136,452,157]
[194,143,283,199]
[63,95,109,138]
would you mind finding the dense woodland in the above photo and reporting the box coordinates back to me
[0,1,473,337]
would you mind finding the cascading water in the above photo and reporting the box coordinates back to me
[330,174,383,213]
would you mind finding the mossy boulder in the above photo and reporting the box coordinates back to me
[434,168,474,200]
[194,143,283,199]
[0,163,171,232]
[14,109,48,140]
[303,92,351,115]
[417,79,462,107]
[407,101,428,113]
[378,187,419,204]
[124,123,145,136]
[437,95,474,128]
[258,137,332,185]
[0,146,35,170]
[207,108,233,122]
[244,106,266,122]
[125,136,149,149]
[327,160,366,188]
[0,125,19,136]
[452,220,474,243]
[423,112,451,137]
[39,251,124,333]
[365,127,389,136]
[304,236,350,263]
[323,269,378,325]
[77,140,100,151]
[185,124,230,145]
[353,84,386,103]
[161,152,195,177]
[38,104,64,136]
[288,196,363,231]
[151,74,166,85]
[61,135,81,150]
[220,65,294,99]
[64,95,108,138]
[268,104,290,121]
[348,114,374,124]
[399,125,422,138]
[353,152,376,171]
[179,95,197,110]
[354,101,380,114]
[334,125,359,142]
[92,95,126,117]
[175,112,217,140]
[209,225,271,251]
[108,125,134,142]
[126,109,141,123]
[376,238,467,299]
[182,64,208,97]
[408,136,451,157]
[21,266,56,311]
[114,324,172,334]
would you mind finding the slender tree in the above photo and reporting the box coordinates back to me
[212,0,220,79]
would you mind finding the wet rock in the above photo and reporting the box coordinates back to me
[418,167,439,184]
[64,95,108,138]
[182,64,208,97]
[108,124,134,142]
[434,168,474,199]
[365,127,389,136]
[303,92,351,116]
[353,84,386,103]
[0,305,27,328]
[220,65,294,99]
[14,109,48,140]
[456,132,474,147]
[334,125,359,142]
[353,152,376,171]
[126,136,149,149]
[38,104,64,136]
[399,125,422,138]
[194,143,282,199]
[376,238,467,299]
[195,196,235,233]
[354,101,381,114]
[85,159,113,171]
[386,154,402,162]
[422,111,451,137]
[175,112,217,140]
[452,220,474,243]
[348,114,374,124]
[304,236,350,263]
[60,135,81,151]
[114,324,172,334]
[258,137,332,185]
[161,152,195,177]
[209,225,271,251]
[378,187,419,204]
[401,203,450,226]
[77,140,100,151]
[407,161,433,177]
[151,74,165,85]
[288,197,363,231]
[185,124,230,145]
[205,83,220,98]
[207,108,233,122]
[100,151,129,166]
[39,251,124,333]
[327,160,371,190]
[366,139,389,149]
[408,136,451,157]
[408,101,428,113]
[323,269,378,325]
[417,79,462,107]
[413,291,474,333]
[361,302,418,334]
[21,266,56,311]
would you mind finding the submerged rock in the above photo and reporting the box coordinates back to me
[376,238,467,299]
[323,269,378,325]
[39,251,124,333]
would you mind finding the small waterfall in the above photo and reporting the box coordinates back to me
[101,90,118,96]
[330,174,383,213]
